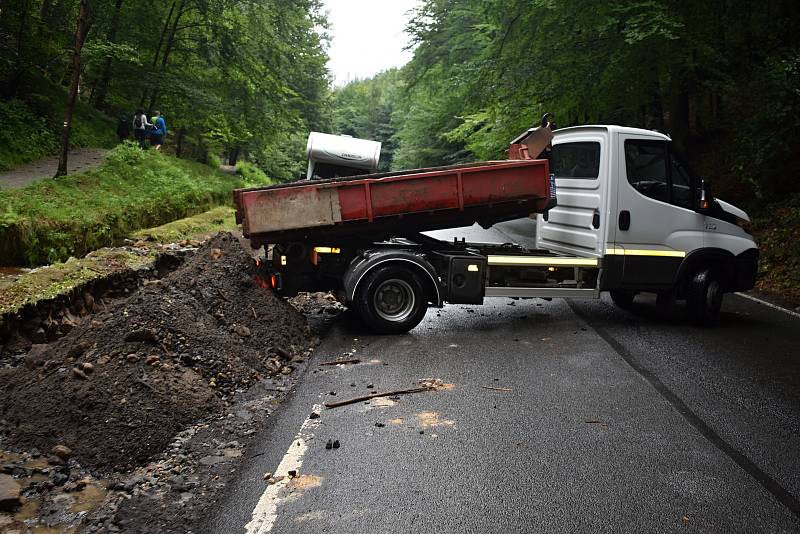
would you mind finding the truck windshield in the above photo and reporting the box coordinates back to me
[552,142,601,179]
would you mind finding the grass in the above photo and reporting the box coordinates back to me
[0,143,263,266]
[0,206,245,322]
[131,206,238,243]
[752,194,800,307]
[0,248,156,318]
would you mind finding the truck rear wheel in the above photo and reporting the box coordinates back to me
[355,265,429,334]
[685,269,722,326]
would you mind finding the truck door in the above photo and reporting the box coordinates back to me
[612,134,704,288]
[536,132,608,258]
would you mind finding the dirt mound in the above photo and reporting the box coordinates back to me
[0,233,314,472]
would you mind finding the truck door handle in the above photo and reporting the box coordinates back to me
[618,210,630,231]
[592,212,600,229]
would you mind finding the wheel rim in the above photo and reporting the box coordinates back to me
[373,278,416,322]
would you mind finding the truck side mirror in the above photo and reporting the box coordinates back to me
[697,179,713,212]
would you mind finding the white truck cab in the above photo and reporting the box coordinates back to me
[537,125,758,324]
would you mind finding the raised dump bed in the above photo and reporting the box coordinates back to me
[234,159,553,247]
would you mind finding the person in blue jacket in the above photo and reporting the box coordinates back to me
[151,111,168,151]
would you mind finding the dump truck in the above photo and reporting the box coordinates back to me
[234,120,758,334]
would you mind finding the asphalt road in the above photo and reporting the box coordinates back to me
[203,290,800,534]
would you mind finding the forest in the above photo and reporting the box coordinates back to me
[2,0,798,199]
[0,0,329,181]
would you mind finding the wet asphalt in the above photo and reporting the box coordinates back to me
[203,289,800,534]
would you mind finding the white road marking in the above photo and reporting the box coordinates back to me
[244,404,321,534]
[734,292,800,319]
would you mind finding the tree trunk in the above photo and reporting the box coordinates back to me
[228,148,240,166]
[55,0,91,178]
[93,0,124,109]
[140,0,176,107]
[175,127,184,157]
[147,0,185,111]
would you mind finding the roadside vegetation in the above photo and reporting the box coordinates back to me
[0,144,261,266]
[752,196,800,307]
[0,205,241,321]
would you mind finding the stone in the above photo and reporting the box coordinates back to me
[67,341,92,359]
[81,362,94,374]
[263,472,272,481]
[72,367,89,380]
[126,354,140,364]
[0,474,22,511]
[125,329,157,343]
[280,366,293,375]
[25,344,51,369]
[83,293,95,312]
[233,324,251,337]
[332,440,340,449]
[52,445,73,460]
[309,412,320,420]
[145,355,160,366]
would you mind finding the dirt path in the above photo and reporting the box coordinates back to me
[0,148,109,189]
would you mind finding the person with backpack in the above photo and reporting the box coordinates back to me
[151,111,167,151]
[116,114,130,143]
[132,108,151,148]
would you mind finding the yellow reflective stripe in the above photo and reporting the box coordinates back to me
[313,247,341,254]
[487,256,598,266]
[605,248,685,257]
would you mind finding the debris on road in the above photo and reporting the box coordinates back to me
[319,358,360,366]
[323,386,432,409]
[480,385,513,392]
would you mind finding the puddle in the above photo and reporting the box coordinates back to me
[69,482,107,513]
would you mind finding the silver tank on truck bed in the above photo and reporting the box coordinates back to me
[306,132,381,179]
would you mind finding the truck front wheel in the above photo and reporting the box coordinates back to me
[685,269,722,326]
[355,265,429,334]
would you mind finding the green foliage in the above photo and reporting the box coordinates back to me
[207,153,223,169]
[0,144,255,266]
[752,195,800,304]
[235,161,271,186]
[0,0,330,180]
[0,86,116,171]
[331,69,403,170]
[385,0,800,204]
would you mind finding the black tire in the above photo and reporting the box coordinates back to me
[685,269,723,326]
[610,290,636,308]
[354,265,429,334]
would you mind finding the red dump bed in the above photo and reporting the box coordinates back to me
[234,159,552,247]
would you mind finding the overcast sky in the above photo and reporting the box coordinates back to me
[322,0,420,86]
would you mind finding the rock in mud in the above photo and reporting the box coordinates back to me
[52,444,73,460]
[0,474,22,511]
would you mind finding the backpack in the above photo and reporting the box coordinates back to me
[134,115,142,128]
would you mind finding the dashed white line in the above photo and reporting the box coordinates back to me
[734,292,800,319]
[244,404,321,534]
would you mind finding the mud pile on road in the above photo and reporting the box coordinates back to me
[0,233,315,473]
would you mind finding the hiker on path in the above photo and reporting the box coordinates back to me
[116,114,130,143]
[132,108,151,148]
[151,111,167,151]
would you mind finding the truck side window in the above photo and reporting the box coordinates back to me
[670,154,694,209]
[552,142,600,179]
[624,140,668,203]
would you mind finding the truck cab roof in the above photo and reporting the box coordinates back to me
[554,125,671,141]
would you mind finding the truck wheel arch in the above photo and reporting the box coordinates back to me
[674,248,736,296]
[344,251,442,307]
